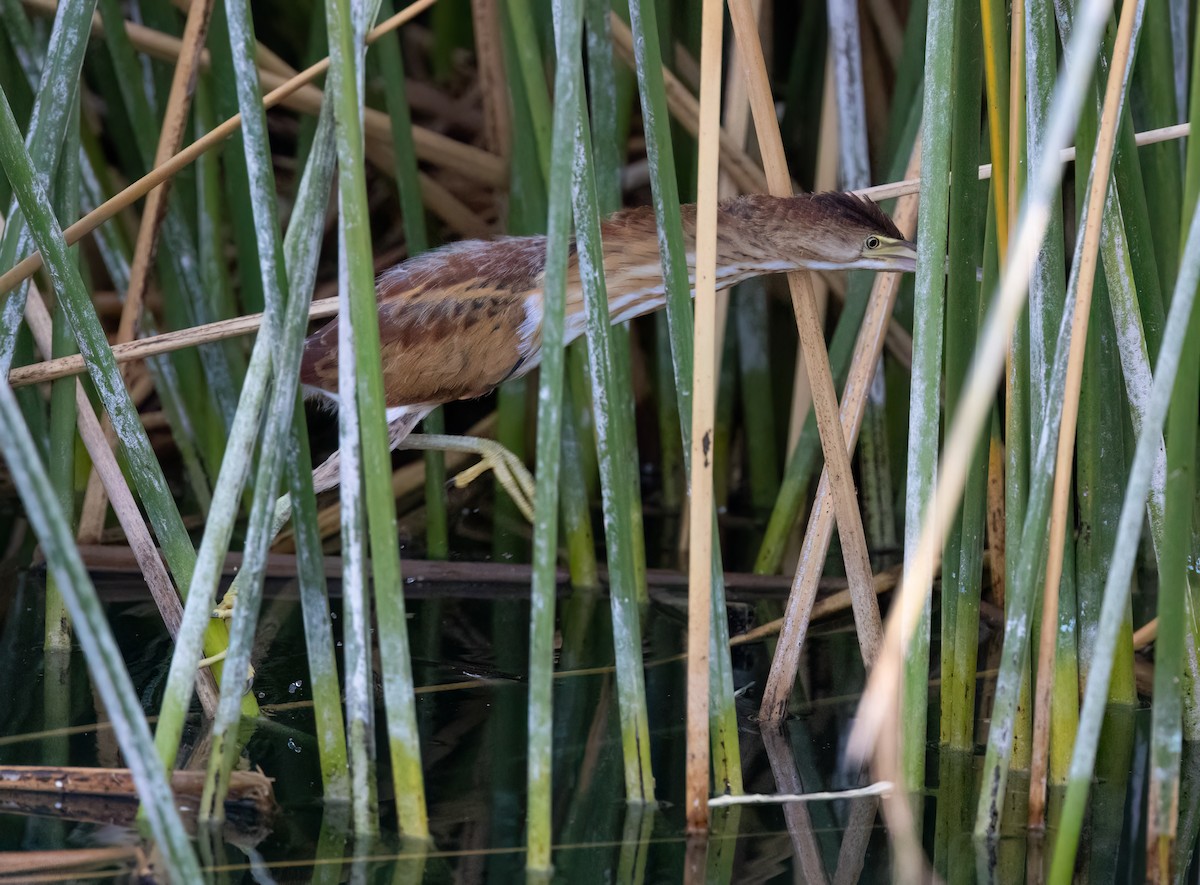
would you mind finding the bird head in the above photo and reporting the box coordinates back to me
[732,191,916,274]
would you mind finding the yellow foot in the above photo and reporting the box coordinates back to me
[402,433,536,522]
[212,590,237,621]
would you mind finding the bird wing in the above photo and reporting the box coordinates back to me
[301,236,549,408]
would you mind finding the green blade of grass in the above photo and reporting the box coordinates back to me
[1050,145,1200,885]
[939,0,987,756]
[899,0,957,794]
[526,0,584,865]
[570,76,655,803]
[0,0,98,375]
[44,97,81,654]
[325,0,427,837]
[197,0,298,819]
[373,0,447,559]
[975,0,1144,837]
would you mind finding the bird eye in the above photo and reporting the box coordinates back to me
[865,235,881,250]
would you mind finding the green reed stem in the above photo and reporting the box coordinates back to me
[44,99,81,654]
[1134,0,1182,289]
[979,0,1009,244]
[505,0,553,177]
[940,1,987,752]
[1025,0,1078,790]
[1051,171,1200,885]
[1003,48,1033,776]
[901,0,957,794]
[199,0,306,820]
[559,381,601,589]
[734,281,779,519]
[571,80,655,803]
[1148,343,1193,865]
[288,399,352,803]
[0,0,96,375]
[0,0,37,86]
[653,315,684,513]
[326,0,427,837]
[1145,21,1200,868]
[526,0,583,865]
[493,6,538,561]
[561,355,602,582]
[374,0,447,558]
[1074,275,1133,703]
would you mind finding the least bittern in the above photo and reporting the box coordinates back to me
[298,191,916,511]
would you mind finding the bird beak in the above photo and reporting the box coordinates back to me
[879,239,918,273]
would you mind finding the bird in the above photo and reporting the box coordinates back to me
[297,191,916,511]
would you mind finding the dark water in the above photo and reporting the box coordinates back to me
[0,570,1193,882]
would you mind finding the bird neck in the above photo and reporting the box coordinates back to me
[559,200,800,339]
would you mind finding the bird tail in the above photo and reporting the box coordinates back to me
[310,405,430,494]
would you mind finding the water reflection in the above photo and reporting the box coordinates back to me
[0,574,1194,881]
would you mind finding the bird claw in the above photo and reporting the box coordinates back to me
[212,590,237,621]
[403,433,536,523]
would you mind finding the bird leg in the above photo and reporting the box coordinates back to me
[398,433,536,522]
[309,407,428,494]
[307,409,535,520]
[209,412,535,634]
[196,615,256,693]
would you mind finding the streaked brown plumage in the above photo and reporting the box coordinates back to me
[299,191,915,491]
[301,236,544,408]
[301,192,911,405]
